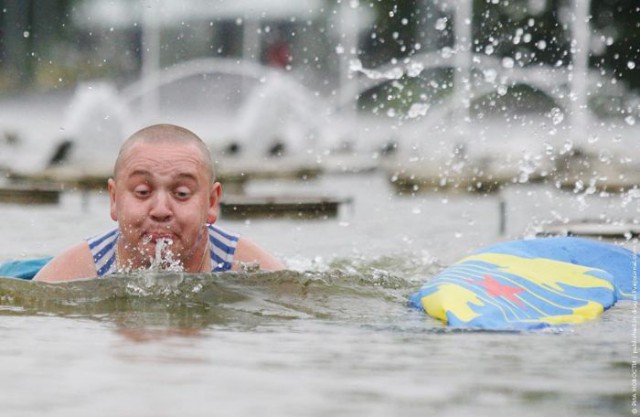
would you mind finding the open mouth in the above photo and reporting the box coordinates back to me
[142,232,175,245]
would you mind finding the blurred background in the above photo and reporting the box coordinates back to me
[0,0,639,230]
[0,0,637,170]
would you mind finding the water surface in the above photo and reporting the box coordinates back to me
[0,173,634,416]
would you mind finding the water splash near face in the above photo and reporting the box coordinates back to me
[148,238,183,272]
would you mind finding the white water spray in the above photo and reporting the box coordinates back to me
[148,238,183,272]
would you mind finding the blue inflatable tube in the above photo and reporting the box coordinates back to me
[410,237,636,330]
[0,257,53,280]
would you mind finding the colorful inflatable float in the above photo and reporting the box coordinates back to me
[410,237,635,330]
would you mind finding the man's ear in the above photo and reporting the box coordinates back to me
[108,178,118,221]
[207,182,222,224]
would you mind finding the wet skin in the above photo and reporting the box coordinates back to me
[108,141,220,271]
[34,125,285,283]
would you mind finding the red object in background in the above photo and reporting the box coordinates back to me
[267,41,290,68]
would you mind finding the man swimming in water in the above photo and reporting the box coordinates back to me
[35,124,284,282]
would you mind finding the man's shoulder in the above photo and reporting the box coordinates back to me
[233,237,285,271]
[33,241,98,282]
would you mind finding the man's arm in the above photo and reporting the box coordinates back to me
[232,237,285,271]
[33,242,98,282]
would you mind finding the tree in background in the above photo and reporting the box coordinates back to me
[0,0,75,88]
[360,0,639,93]
[0,0,638,94]
[591,0,640,91]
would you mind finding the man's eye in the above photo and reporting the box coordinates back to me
[175,189,191,199]
[134,188,150,197]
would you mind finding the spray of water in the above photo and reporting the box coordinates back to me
[148,238,183,272]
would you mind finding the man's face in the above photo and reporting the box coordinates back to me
[108,141,220,268]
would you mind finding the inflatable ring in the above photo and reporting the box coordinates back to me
[0,257,52,280]
[410,237,636,330]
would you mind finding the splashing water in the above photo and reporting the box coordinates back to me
[148,238,183,272]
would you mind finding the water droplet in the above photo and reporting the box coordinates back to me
[435,18,447,31]
[454,232,463,238]
[627,61,636,70]
[407,103,429,119]
[502,57,515,69]
[349,59,363,73]
[412,207,421,214]
[335,44,344,54]
[536,40,546,50]
[548,107,564,125]
[587,134,598,144]
[440,47,453,59]
[544,142,554,155]
[407,61,423,77]
[599,149,613,163]
[483,68,497,83]
[625,115,636,126]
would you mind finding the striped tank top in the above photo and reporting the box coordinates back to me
[86,224,240,276]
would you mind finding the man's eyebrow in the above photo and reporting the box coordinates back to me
[125,170,199,182]
[175,172,199,182]
[128,169,152,178]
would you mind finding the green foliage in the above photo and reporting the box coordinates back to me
[591,0,640,91]
[357,69,453,115]
[362,0,639,92]
[361,0,420,67]
[1,0,638,93]
[473,0,571,66]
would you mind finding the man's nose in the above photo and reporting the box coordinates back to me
[149,191,173,222]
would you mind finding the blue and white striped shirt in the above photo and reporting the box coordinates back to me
[87,225,239,276]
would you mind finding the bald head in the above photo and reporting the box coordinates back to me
[114,124,215,183]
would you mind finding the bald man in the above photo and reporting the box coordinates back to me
[35,124,284,282]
